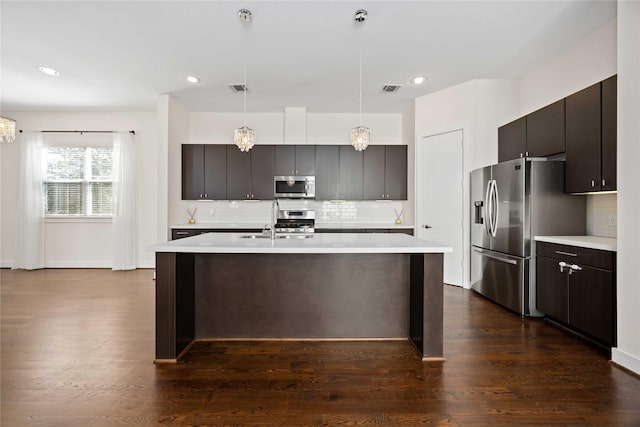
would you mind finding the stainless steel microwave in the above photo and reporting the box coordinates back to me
[273,176,315,199]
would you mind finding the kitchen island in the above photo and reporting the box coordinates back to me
[151,232,451,362]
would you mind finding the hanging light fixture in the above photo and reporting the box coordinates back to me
[0,116,16,143]
[234,8,255,152]
[351,9,370,151]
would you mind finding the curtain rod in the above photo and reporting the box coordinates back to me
[19,130,135,135]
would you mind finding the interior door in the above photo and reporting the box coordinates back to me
[417,130,463,286]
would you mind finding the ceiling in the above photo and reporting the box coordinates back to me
[1,1,616,114]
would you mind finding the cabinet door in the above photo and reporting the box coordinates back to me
[182,144,205,200]
[526,99,565,157]
[315,145,340,200]
[274,145,296,176]
[250,145,275,200]
[536,256,569,323]
[295,145,316,175]
[498,117,526,162]
[363,146,385,199]
[601,75,617,191]
[226,146,252,200]
[339,146,363,200]
[385,145,407,200]
[565,82,601,193]
[569,266,614,345]
[203,145,227,200]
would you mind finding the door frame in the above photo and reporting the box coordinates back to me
[415,126,469,288]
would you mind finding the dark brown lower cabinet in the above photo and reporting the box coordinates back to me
[536,256,569,323]
[536,242,615,347]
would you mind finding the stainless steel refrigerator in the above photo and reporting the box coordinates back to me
[470,158,586,316]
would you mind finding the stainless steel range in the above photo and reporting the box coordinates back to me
[275,209,315,236]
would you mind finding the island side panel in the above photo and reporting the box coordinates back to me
[409,253,444,360]
[194,253,409,339]
[155,252,195,361]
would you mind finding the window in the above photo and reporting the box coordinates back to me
[44,146,114,216]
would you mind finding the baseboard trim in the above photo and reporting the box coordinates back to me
[612,348,640,376]
[45,260,112,268]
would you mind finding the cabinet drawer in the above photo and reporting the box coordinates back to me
[536,242,614,271]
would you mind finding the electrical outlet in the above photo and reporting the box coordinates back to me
[608,214,617,227]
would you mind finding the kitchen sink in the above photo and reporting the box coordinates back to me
[240,234,314,239]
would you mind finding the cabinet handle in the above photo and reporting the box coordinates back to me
[520,153,523,158]
[251,194,254,199]
[568,264,582,275]
[525,151,529,157]
[176,231,189,235]
[591,180,596,187]
[602,179,606,187]
[558,261,569,273]
[555,250,577,257]
[246,194,250,199]
[204,193,208,198]
[200,194,203,198]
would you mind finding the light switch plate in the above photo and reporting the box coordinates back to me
[608,214,617,227]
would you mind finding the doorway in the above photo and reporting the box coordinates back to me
[416,129,464,286]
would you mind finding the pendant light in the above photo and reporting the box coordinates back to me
[351,9,370,151]
[234,8,255,152]
[0,116,16,143]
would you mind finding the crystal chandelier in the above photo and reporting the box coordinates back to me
[351,9,370,151]
[234,9,255,152]
[0,116,16,143]
[234,126,255,152]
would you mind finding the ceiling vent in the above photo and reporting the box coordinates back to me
[229,84,247,92]
[382,84,402,93]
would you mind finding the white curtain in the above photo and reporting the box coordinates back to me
[13,131,45,270]
[112,131,137,270]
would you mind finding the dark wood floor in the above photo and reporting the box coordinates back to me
[1,269,639,426]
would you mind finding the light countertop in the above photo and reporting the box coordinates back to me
[152,232,451,254]
[535,235,617,252]
[171,222,415,230]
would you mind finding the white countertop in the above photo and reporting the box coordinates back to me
[171,222,415,230]
[535,235,617,252]
[152,232,451,254]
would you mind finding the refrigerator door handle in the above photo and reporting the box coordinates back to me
[489,179,498,237]
[491,180,499,237]
[473,248,518,265]
[484,181,492,236]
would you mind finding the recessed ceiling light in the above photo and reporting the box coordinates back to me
[411,76,426,85]
[186,75,200,84]
[38,66,60,76]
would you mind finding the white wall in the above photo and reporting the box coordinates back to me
[519,18,617,116]
[612,0,640,375]
[0,111,158,268]
[414,79,520,288]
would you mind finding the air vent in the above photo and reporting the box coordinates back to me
[382,84,402,93]
[229,84,247,92]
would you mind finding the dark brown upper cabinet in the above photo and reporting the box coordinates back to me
[339,146,364,200]
[498,117,526,162]
[275,145,315,176]
[315,145,340,200]
[526,99,565,157]
[182,144,227,200]
[565,79,616,193]
[364,145,407,200]
[226,145,275,200]
[601,75,617,191]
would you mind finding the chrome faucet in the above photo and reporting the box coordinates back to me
[271,198,281,240]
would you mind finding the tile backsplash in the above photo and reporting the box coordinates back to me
[586,193,617,238]
[173,199,411,226]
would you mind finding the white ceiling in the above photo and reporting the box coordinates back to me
[1,1,616,114]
